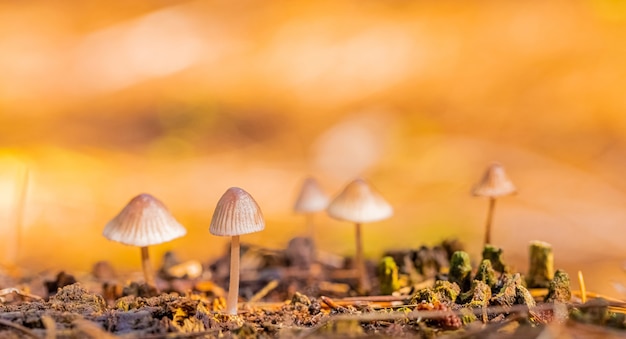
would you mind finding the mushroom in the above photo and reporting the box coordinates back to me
[327,178,393,293]
[472,162,516,246]
[210,187,265,315]
[103,193,187,288]
[293,176,329,238]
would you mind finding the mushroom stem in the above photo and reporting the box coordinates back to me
[227,235,241,315]
[484,197,496,246]
[140,246,156,288]
[354,223,371,293]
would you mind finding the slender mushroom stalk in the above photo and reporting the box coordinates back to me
[210,187,265,315]
[354,222,370,292]
[327,178,393,294]
[471,162,516,247]
[103,194,187,290]
[140,246,155,288]
[227,235,240,314]
[484,197,496,245]
[293,177,329,239]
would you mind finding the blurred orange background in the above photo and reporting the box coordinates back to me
[2,0,626,296]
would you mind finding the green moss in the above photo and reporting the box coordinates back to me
[526,241,554,288]
[475,259,497,288]
[411,287,439,304]
[410,287,439,304]
[411,280,460,304]
[544,269,571,303]
[378,256,400,295]
[482,245,506,273]
[460,280,491,322]
[515,284,536,308]
[492,274,535,308]
[449,251,472,292]
[463,281,491,307]
[434,280,461,303]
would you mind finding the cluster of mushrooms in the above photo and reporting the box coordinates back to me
[101,162,516,316]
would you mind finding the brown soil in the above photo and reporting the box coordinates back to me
[0,239,624,338]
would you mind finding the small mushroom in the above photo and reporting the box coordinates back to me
[472,162,516,247]
[210,187,265,315]
[293,176,329,238]
[103,193,187,288]
[327,178,393,293]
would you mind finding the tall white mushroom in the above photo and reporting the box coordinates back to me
[327,178,393,293]
[293,176,329,238]
[210,187,265,315]
[472,162,516,246]
[103,193,187,288]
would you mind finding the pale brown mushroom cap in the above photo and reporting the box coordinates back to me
[210,187,265,236]
[103,193,187,247]
[327,178,393,223]
[293,177,329,213]
[472,162,517,197]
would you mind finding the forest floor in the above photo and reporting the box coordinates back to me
[0,238,625,338]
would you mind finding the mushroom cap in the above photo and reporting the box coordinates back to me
[472,162,517,197]
[210,187,265,236]
[293,177,329,213]
[103,193,187,247]
[327,178,393,223]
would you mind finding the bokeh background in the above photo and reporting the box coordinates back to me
[2,0,626,296]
